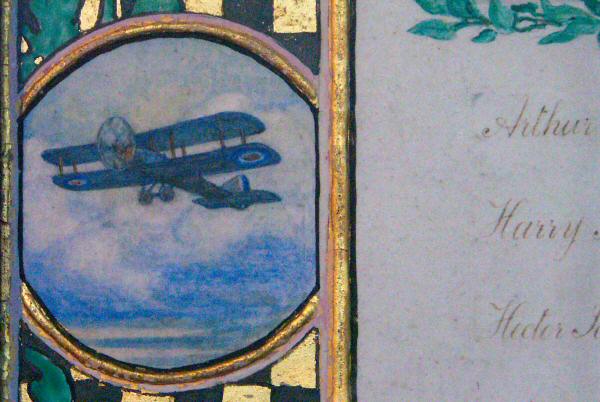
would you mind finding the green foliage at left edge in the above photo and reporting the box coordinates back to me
[20,0,80,83]
[24,348,72,402]
[408,19,458,40]
[19,0,184,85]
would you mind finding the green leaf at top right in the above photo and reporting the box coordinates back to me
[539,16,600,43]
[540,0,592,24]
[583,0,600,16]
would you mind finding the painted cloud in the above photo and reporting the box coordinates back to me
[23,38,317,368]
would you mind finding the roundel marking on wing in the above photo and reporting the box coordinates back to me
[235,150,267,166]
[67,178,88,187]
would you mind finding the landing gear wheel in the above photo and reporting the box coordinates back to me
[158,185,175,202]
[138,189,153,205]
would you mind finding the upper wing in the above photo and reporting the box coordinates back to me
[42,144,99,166]
[41,112,265,167]
[135,112,265,152]
[52,169,152,191]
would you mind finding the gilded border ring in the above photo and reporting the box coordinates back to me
[19,13,319,390]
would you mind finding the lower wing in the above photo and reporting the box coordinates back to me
[52,169,152,191]
[50,143,280,193]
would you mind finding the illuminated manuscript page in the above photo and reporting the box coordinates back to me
[0,0,357,400]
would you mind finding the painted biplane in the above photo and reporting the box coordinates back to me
[41,112,282,210]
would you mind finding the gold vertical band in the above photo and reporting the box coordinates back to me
[328,0,351,400]
[0,0,14,398]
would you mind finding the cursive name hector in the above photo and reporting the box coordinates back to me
[490,300,600,340]
[481,96,596,139]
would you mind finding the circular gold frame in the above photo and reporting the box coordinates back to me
[20,14,319,390]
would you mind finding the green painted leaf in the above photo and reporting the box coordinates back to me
[514,19,548,32]
[489,0,516,31]
[19,0,80,84]
[539,28,578,43]
[472,28,498,42]
[415,0,449,15]
[511,2,539,14]
[102,0,118,24]
[583,0,600,16]
[121,0,137,17]
[446,0,482,18]
[539,17,600,43]
[25,349,71,402]
[540,0,591,24]
[132,0,182,15]
[408,19,457,40]
[571,16,600,33]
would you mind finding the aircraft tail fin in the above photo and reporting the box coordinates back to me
[221,174,250,193]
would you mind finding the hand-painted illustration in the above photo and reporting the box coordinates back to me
[409,0,600,45]
[23,37,317,370]
[4,0,357,399]
[42,112,282,210]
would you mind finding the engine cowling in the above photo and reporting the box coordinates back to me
[97,116,136,170]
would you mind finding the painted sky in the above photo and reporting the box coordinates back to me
[23,38,316,368]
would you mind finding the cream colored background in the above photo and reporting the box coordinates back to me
[357,1,600,400]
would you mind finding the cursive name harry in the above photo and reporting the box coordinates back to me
[489,198,583,260]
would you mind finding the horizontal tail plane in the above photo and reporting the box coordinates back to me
[193,175,281,210]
